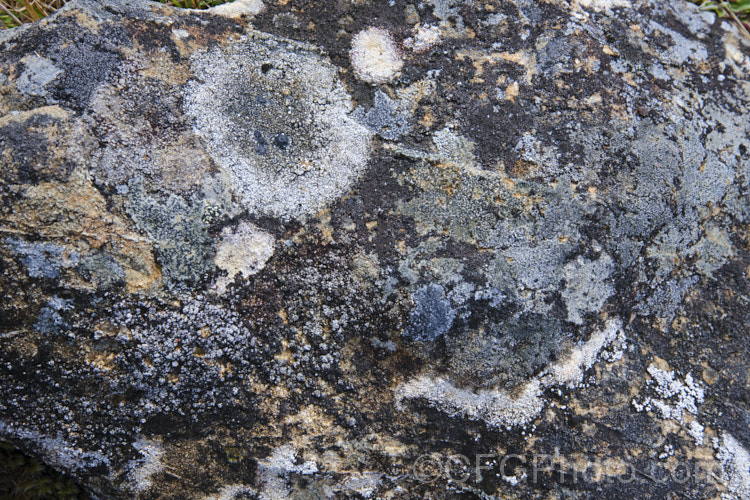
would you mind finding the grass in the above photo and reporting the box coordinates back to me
[0,0,231,29]
[690,0,750,37]
[0,441,88,500]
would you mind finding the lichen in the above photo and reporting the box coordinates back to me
[213,222,275,294]
[349,27,403,84]
[185,31,373,219]
[125,177,213,291]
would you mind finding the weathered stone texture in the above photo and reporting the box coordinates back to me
[1,0,749,498]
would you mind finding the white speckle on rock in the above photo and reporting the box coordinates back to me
[575,0,631,12]
[350,27,403,84]
[213,222,275,294]
[171,28,190,39]
[127,438,165,493]
[253,445,318,500]
[201,484,257,500]
[404,24,442,53]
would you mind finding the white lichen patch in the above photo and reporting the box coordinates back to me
[15,55,62,97]
[333,472,383,498]
[575,0,631,12]
[186,32,373,219]
[213,222,275,294]
[716,433,750,500]
[201,484,256,500]
[204,0,264,18]
[404,24,442,53]
[254,445,318,500]
[0,421,110,471]
[350,27,404,84]
[638,364,705,422]
[396,319,622,429]
[127,438,165,493]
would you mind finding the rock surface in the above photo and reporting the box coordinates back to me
[1,0,749,498]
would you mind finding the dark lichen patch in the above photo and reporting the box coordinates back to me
[0,8,129,110]
[0,110,75,184]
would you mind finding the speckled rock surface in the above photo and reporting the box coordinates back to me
[1,0,749,498]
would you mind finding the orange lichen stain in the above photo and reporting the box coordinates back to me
[505,81,519,102]
[456,49,536,83]
[622,72,639,88]
[509,159,537,178]
[278,309,288,325]
[420,109,435,128]
[9,166,161,293]
[316,208,335,244]
[136,50,192,85]
[86,352,115,371]
[218,363,233,379]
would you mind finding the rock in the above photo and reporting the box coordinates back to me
[0,0,749,497]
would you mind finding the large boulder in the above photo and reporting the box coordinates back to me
[1,0,749,497]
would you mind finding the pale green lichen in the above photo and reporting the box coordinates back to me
[125,178,213,291]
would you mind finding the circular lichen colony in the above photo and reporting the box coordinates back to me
[186,33,374,219]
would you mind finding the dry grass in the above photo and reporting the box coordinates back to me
[0,0,66,28]
[0,0,230,28]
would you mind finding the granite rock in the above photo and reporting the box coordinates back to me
[1,0,749,498]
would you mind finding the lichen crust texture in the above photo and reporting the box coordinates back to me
[185,33,374,220]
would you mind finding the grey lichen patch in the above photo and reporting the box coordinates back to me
[397,319,624,429]
[78,252,127,291]
[353,90,411,141]
[561,253,615,325]
[185,32,373,220]
[5,239,80,279]
[446,315,569,389]
[34,296,73,335]
[15,55,63,98]
[403,283,456,341]
[125,178,213,291]
[89,77,216,196]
